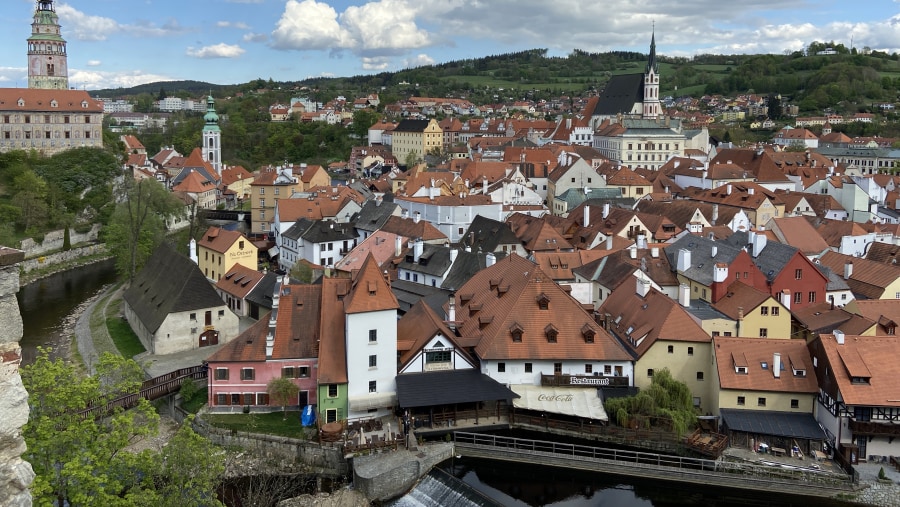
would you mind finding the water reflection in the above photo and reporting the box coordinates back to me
[16,259,118,365]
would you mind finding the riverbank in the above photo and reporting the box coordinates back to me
[19,251,113,287]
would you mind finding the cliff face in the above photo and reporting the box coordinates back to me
[0,247,33,507]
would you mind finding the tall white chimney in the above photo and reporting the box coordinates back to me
[844,261,853,280]
[606,235,613,250]
[651,247,659,258]
[189,238,198,264]
[584,205,590,227]
[414,239,424,262]
[395,236,402,257]
[835,329,845,345]
[447,293,456,327]
[679,283,690,308]
[414,211,421,224]
[782,289,791,311]
[485,252,496,267]
[483,178,488,195]
[629,247,637,259]
[636,277,651,298]
[677,248,692,273]
[602,203,610,219]
[773,353,781,379]
[711,245,718,258]
[713,262,728,283]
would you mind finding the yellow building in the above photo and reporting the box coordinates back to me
[711,281,792,339]
[391,119,442,166]
[249,164,331,235]
[196,226,258,281]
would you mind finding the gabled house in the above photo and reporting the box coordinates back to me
[214,264,267,318]
[207,279,320,413]
[460,215,528,258]
[394,193,503,243]
[123,242,239,355]
[710,280,791,339]
[279,218,357,272]
[816,251,900,300]
[574,247,677,307]
[398,300,477,374]
[196,226,258,282]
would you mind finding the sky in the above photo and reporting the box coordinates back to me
[1,0,899,91]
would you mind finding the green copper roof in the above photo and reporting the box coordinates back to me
[203,95,220,132]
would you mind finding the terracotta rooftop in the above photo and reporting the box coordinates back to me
[714,337,818,394]
[817,333,900,407]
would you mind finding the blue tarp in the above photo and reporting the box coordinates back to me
[301,405,316,426]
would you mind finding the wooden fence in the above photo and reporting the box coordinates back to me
[76,365,207,419]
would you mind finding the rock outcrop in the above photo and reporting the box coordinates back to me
[0,247,33,507]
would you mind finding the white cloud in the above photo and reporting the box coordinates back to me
[402,54,435,68]
[243,32,268,43]
[270,0,351,50]
[186,43,246,59]
[218,21,251,30]
[57,4,190,40]
[361,57,391,70]
[86,60,102,67]
[69,69,174,90]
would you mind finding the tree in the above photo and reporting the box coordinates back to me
[604,368,697,436]
[104,178,184,281]
[351,108,379,140]
[22,349,160,505]
[267,377,300,419]
[289,259,315,283]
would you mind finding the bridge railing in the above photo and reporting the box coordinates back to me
[75,365,207,419]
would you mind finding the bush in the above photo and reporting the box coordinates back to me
[879,467,887,480]
[180,377,200,403]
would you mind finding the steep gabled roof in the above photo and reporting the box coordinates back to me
[317,277,352,384]
[397,300,476,369]
[344,254,399,314]
[215,264,266,299]
[818,250,900,299]
[198,226,247,254]
[711,280,773,321]
[122,242,225,334]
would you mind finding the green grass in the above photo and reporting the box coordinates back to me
[181,387,208,414]
[203,411,312,439]
[106,296,146,358]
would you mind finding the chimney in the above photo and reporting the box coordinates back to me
[679,283,690,308]
[447,293,456,328]
[414,211,421,224]
[844,261,853,280]
[751,232,767,257]
[485,252,496,267]
[402,208,409,219]
[414,239,424,262]
[677,248,692,273]
[711,245,718,258]
[835,329,845,345]
[636,234,647,249]
[651,247,659,258]
[189,238,198,264]
[748,187,755,196]
[395,236,402,257]
[713,262,728,283]
[606,235,613,250]
[584,205,590,227]
[450,248,458,264]
[726,184,732,195]
[773,353,781,379]
[782,289,791,311]
[602,203,610,219]
[629,247,637,259]
[737,306,743,321]
[712,204,719,224]
[636,277,651,298]
[483,178,488,195]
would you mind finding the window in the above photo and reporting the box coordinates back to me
[240,368,255,380]
[760,306,768,316]
[794,292,802,304]
[497,362,506,373]
[647,368,654,377]
[808,292,816,303]
[327,384,338,398]
[554,363,562,375]
[426,350,451,363]
[230,394,240,405]
[585,364,593,374]
[243,393,254,406]
[790,399,799,409]
[282,367,296,378]
[214,368,229,380]
[216,393,228,405]
[687,346,694,356]
[525,363,533,373]
[190,313,197,321]
[737,396,745,406]
[257,393,269,405]
[759,328,768,337]
[696,371,704,381]
[795,269,802,280]
[758,397,766,407]
[218,309,225,317]
[369,355,377,368]
[667,345,674,354]
[369,329,377,342]
[259,187,265,195]
[260,198,265,207]
[772,307,779,316]
[368,381,377,393]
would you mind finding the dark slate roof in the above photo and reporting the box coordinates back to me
[285,218,356,243]
[396,369,520,407]
[441,250,507,291]
[171,165,217,186]
[816,264,851,292]
[724,231,799,282]
[664,234,745,286]
[352,198,400,234]
[590,73,644,117]
[399,244,456,278]
[244,271,282,309]
[122,242,226,334]
[391,279,450,315]
[461,215,520,253]
[556,187,623,210]
[394,119,431,132]
[720,409,825,441]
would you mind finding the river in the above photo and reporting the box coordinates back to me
[16,258,118,365]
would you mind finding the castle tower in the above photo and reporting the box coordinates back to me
[202,95,222,174]
[642,28,661,119]
[28,0,69,90]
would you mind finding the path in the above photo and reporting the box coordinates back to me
[73,283,119,374]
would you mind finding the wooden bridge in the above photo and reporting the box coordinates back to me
[453,431,857,498]
[77,365,206,419]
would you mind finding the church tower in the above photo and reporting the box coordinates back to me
[642,29,661,119]
[202,95,222,175]
[28,0,69,90]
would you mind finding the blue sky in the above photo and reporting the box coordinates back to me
[1,0,899,90]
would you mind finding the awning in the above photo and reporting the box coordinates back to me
[268,246,280,257]
[348,392,396,411]
[720,409,825,441]
[396,369,519,408]
[511,384,608,422]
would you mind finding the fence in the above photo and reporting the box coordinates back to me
[76,365,206,419]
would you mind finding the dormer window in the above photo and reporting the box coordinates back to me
[478,315,493,329]
[81,101,89,108]
[735,366,748,374]
[582,324,595,343]
[17,99,24,107]
[510,323,524,342]
[545,324,558,343]
[50,100,58,108]
[537,293,550,310]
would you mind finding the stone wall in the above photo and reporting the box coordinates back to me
[20,244,107,274]
[19,224,102,258]
[352,442,454,502]
[192,416,349,476]
[0,247,34,507]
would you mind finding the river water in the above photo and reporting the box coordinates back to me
[16,259,118,365]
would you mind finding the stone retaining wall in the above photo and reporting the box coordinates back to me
[191,416,349,476]
[0,247,33,507]
[20,244,107,273]
[352,442,454,502]
[19,224,102,258]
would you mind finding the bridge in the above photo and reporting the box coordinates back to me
[77,365,206,419]
[453,431,857,498]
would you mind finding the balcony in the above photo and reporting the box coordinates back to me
[849,419,900,437]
